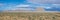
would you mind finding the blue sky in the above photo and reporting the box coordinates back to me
[0,0,60,11]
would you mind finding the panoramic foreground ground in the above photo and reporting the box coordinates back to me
[0,12,60,20]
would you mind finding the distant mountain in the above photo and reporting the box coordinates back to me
[45,7,60,11]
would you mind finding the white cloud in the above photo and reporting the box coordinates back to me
[16,4,30,7]
[51,4,60,8]
[15,8,33,10]
[8,4,34,11]
[44,7,52,9]
[52,4,60,6]
[27,0,60,4]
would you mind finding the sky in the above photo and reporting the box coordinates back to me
[0,0,60,11]
[27,0,60,4]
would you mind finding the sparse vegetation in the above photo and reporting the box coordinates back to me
[0,12,60,20]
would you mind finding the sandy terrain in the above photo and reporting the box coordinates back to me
[0,12,60,20]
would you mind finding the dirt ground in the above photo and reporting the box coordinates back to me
[0,12,60,20]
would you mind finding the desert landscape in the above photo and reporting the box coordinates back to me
[0,0,60,20]
[0,12,60,20]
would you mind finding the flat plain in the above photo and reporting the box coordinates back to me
[0,12,60,20]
